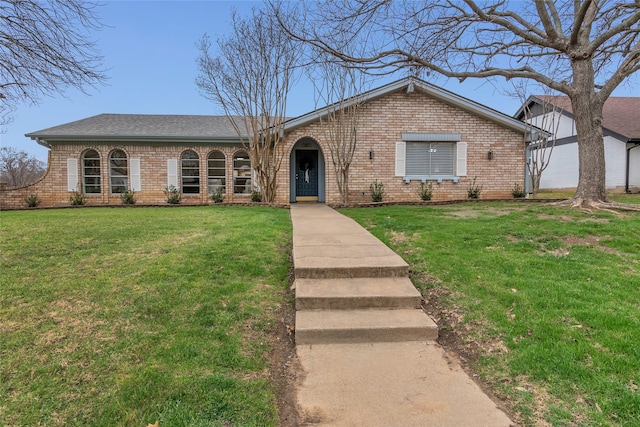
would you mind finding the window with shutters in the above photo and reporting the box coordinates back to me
[233,151,251,194]
[82,149,101,194]
[395,135,467,181]
[109,150,128,194]
[181,150,200,194]
[406,142,455,176]
[207,151,226,194]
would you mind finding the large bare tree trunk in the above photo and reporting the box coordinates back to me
[570,59,607,205]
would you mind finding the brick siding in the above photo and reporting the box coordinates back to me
[0,88,525,209]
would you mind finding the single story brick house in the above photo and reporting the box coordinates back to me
[1,77,538,209]
[516,95,640,193]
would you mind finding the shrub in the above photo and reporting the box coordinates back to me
[24,193,41,208]
[467,177,483,199]
[120,190,136,205]
[163,185,181,204]
[251,187,262,203]
[69,188,86,206]
[210,187,225,203]
[370,180,384,202]
[418,182,433,201]
[512,183,526,198]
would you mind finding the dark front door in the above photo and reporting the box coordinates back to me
[295,150,318,198]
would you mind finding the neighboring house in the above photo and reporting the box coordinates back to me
[1,77,537,209]
[515,95,640,193]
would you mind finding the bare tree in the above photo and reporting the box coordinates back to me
[0,0,106,128]
[275,0,640,209]
[195,7,299,203]
[0,146,46,187]
[309,53,368,204]
[510,84,561,199]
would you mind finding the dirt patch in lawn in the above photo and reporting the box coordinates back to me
[560,235,619,255]
[446,206,524,219]
[266,266,302,427]
[389,230,410,244]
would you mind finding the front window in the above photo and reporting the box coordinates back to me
[82,149,101,194]
[109,150,128,194]
[233,151,251,194]
[207,151,226,194]
[406,142,455,176]
[181,150,200,194]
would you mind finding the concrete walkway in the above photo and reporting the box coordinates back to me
[291,204,512,426]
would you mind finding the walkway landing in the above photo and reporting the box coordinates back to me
[290,204,512,426]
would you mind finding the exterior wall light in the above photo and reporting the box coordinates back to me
[488,149,494,160]
[369,150,375,160]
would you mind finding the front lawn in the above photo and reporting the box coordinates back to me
[0,206,292,426]
[342,203,640,426]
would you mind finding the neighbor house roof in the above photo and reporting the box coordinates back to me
[284,76,543,141]
[521,95,640,141]
[26,114,246,148]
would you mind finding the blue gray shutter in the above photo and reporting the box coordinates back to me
[167,159,178,188]
[395,142,406,176]
[456,142,468,176]
[67,158,78,192]
[130,158,141,191]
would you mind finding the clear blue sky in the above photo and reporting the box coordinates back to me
[2,1,638,163]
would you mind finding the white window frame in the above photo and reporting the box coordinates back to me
[207,151,226,194]
[109,149,129,194]
[233,151,251,194]
[82,149,101,194]
[181,150,200,195]
[395,135,467,183]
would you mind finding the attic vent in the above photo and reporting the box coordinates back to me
[402,133,461,142]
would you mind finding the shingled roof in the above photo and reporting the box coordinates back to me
[26,114,247,147]
[536,96,640,140]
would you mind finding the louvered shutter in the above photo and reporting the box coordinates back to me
[67,158,78,192]
[395,142,406,176]
[456,142,468,177]
[130,158,141,191]
[167,159,178,188]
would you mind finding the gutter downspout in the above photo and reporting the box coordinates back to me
[626,142,640,193]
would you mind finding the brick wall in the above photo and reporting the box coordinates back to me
[0,88,526,209]
[279,89,525,204]
[0,144,253,209]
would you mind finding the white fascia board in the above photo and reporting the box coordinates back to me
[27,135,245,145]
[284,77,535,136]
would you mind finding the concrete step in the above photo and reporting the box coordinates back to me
[292,235,409,279]
[294,263,409,279]
[295,277,422,310]
[295,309,438,345]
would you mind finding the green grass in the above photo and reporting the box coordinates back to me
[0,206,292,426]
[341,203,640,426]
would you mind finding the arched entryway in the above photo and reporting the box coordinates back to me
[290,138,325,203]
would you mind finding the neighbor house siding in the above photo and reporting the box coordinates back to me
[538,135,633,191]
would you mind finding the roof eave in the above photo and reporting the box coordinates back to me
[285,76,533,136]
[26,134,245,145]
